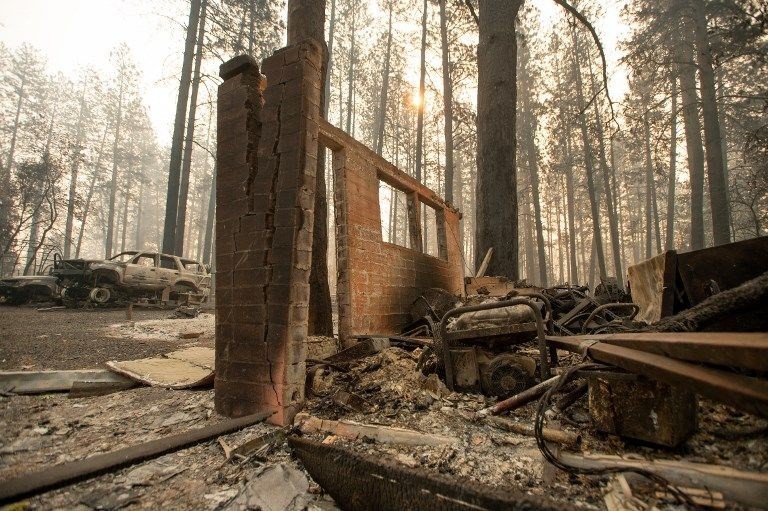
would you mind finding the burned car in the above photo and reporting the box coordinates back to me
[0,275,61,305]
[51,251,211,306]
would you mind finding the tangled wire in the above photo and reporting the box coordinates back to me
[533,362,699,508]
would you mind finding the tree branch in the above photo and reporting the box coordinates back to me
[550,0,617,129]
[463,0,479,25]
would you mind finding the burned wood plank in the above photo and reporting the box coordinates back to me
[0,412,272,505]
[552,332,768,371]
[559,452,768,509]
[546,336,768,417]
[294,413,456,446]
[289,436,570,511]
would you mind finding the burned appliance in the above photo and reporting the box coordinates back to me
[436,295,556,397]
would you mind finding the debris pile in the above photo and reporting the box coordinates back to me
[1,238,767,509]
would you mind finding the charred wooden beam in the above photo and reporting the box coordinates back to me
[550,332,768,371]
[289,436,571,510]
[546,336,768,417]
[0,412,272,505]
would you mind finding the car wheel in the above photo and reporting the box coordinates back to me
[89,287,112,304]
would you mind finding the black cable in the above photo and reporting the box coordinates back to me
[533,363,699,507]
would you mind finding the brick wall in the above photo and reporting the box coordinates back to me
[214,41,323,426]
[320,123,464,342]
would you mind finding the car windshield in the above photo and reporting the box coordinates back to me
[109,252,138,262]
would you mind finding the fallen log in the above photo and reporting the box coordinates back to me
[294,413,456,446]
[486,416,581,447]
[558,452,768,509]
[0,411,272,505]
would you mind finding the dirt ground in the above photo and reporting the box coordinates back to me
[0,306,766,510]
[0,305,214,370]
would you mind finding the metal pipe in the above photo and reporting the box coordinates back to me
[479,375,561,416]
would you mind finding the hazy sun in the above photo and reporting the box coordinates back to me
[410,91,423,109]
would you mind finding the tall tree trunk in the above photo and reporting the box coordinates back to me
[373,4,392,155]
[438,0,455,204]
[558,80,578,284]
[175,0,208,256]
[475,0,523,279]
[643,107,654,258]
[572,31,607,280]
[202,171,215,265]
[666,76,678,250]
[162,0,202,255]
[587,59,623,286]
[105,74,125,259]
[414,0,428,183]
[716,66,732,239]
[64,87,87,258]
[651,164,662,254]
[690,0,730,245]
[676,19,705,250]
[345,7,356,133]
[24,212,40,275]
[135,177,145,249]
[248,0,255,55]
[519,40,547,286]
[120,166,133,254]
[76,124,110,258]
[324,0,336,116]
[4,78,25,179]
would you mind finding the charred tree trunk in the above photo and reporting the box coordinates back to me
[64,88,87,259]
[690,0,730,245]
[643,106,654,258]
[345,8,356,133]
[572,31,606,280]
[676,22,705,250]
[439,0,455,204]
[161,0,202,255]
[324,0,336,116]
[175,0,208,257]
[76,124,109,259]
[519,40,547,286]
[373,4,392,155]
[414,0,428,183]
[666,76,678,250]
[105,75,125,259]
[120,166,133,254]
[4,77,25,180]
[475,0,523,279]
[588,59,622,286]
[202,171,215,265]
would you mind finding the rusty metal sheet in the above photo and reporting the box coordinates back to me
[289,436,570,511]
[676,236,768,306]
[546,335,768,418]
[553,332,768,371]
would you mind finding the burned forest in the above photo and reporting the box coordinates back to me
[1,0,767,509]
